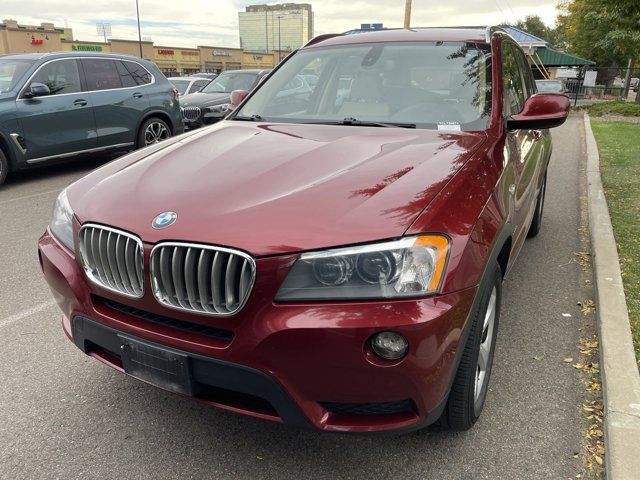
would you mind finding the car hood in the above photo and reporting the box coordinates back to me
[69,121,486,256]
[180,91,230,107]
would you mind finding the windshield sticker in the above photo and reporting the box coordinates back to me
[437,123,461,131]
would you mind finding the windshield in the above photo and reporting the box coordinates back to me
[169,79,190,94]
[536,80,564,93]
[0,59,35,93]
[234,42,492,130]
[201,71,257,93]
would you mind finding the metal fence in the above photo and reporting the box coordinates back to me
[558,66,640,106]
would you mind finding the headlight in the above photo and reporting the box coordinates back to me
[206,104,230,113]
[275,235,449,301]
[50,189,75,253]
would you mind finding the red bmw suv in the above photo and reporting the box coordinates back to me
[38,27,569,433]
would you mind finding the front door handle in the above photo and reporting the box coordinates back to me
[73,99,88,107]
[132,92,144,99]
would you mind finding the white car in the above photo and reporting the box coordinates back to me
[167,76,211,96]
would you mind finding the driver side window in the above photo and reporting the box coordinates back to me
[502,43,526,116]
[29,59,81,95]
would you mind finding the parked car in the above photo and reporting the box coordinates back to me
[39,27,569,433]
[190,72,219,80]
[167,76,211,96]
[179,69,270,128]
[535,79,567,94]
[0,52,182,185]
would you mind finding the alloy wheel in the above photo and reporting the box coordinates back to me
[144,122,169,146]
[474,286,497,407]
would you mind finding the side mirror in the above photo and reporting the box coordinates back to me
[229,90,249,109]
[24,82,51,99]
[507,93,570,130]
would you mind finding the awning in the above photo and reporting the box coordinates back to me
[535,47,595,67]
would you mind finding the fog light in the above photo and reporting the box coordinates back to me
[370,331,408,360]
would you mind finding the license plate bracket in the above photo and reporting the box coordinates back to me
[118,335,194,395]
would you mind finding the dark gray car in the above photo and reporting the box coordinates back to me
[180,69,270,129]
[0,52,183,185]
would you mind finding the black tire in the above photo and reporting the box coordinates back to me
[0,149,8,186]
[527,173,547,238]
[439,262,502,430]
[136,117,172,149]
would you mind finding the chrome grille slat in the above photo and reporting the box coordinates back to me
[151,243,255,317]
[184,248,201,312]
[124,237,141,293]
[78,224,144,298]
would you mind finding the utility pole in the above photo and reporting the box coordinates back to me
[135,0,143,58]
[404,0,412,29]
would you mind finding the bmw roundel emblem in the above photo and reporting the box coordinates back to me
[152,211,177,229]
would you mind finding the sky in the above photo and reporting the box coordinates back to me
[1,0,561,49]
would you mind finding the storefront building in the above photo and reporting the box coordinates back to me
[199,47,243,73]
[2,18,298,75]
[0,19,73,55]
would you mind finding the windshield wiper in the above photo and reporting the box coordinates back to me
[232,114,263,121]
[304,117,416,129]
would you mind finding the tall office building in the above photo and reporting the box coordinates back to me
[239,3,314,53]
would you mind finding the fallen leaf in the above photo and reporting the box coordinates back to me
[594,455,603,465]
[533,355,543,361]
[564,357,574,363]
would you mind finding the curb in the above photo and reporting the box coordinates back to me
[584,113,640,478]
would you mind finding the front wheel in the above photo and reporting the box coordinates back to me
[137,117,171,149]
[439,262,502,430]
[0,149,8,186]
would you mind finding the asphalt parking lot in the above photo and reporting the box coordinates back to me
[0,116,593,479]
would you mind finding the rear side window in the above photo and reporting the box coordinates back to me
[122,61,152,85]
[83,59,122,91]
[29,59,81,95]
[116,61,138,88]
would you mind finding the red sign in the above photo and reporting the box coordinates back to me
[31,38,44,45]
[158,49,174,55]
[181,50,199,56]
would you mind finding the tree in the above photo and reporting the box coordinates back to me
[557,0,640,101]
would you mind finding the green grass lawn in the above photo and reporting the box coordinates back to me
[591,119,640,366]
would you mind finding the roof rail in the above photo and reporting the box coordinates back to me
[303,33,343,48]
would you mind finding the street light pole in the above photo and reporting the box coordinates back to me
[277,16,282,63]
[135,0,143,58]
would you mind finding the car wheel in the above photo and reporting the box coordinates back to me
[439,262,501,430]
[137,118,171,148]
[0,149,9,186]
[527,173,547,238]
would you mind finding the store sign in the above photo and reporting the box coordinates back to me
[158,49,174,55]
[181,50,199,56]
[31,38,44,45]
[555,68,578,79]
[252,55,263,61]
[213,50,232,57]
[72,44,103,52]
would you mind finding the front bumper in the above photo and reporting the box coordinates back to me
[182,111,227,129]
[39,229,477,433]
